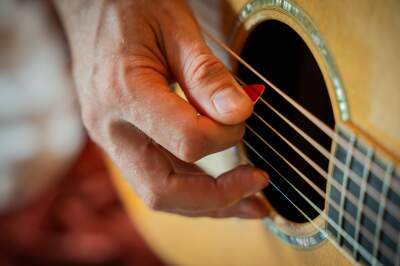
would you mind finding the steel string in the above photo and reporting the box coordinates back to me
[241,140,387,264]
[203,30,399,194]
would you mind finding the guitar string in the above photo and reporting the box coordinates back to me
[245,123,397,256]
[203,30,399,192]
[237,82,400,257]
[201,30,398,258]
[233,62,400,236]
[205,28,396,182]
[245,118,398,236]
[239,141,381,264]
[241,140,385,264]
[252,92,400,220]
[233,75,400,224]
[234,74,400,210]
[246,119,398,238]
[396,234,400,266]
[230,72,398,250]
[228,48,400,198]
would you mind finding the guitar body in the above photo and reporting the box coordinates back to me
[108,1,400,265]
[111,167,348,266]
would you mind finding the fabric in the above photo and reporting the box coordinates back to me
[0,0,84,211]
[0,141,165,266]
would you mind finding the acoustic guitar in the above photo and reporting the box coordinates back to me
[107,0,400,265]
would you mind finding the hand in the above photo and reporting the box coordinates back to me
[55,0,269,218]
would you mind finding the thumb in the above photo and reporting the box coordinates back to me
[160,10,253,125]
[180,47,254,125]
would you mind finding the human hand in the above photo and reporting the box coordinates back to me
[55,0,269,218]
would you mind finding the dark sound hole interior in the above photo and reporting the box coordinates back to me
[238,20,335,223]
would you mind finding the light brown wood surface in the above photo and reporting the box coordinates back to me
[110,161,349,266]
[108,1,400,265]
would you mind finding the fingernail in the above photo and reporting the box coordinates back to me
[212,88,248,114]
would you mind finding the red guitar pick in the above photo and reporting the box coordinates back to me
[243,84,265,103]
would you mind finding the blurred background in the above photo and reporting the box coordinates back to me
[0,1,165,265]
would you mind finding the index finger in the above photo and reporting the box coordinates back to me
[118,59,245,162]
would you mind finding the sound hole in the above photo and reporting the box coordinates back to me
[238,20,335,223]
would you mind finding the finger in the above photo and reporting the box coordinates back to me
[119,62,244,162]
[158,3,253,125]
[171,195,270,219]
[150,165,269,213]
[108,123,269,214]
[160,166,268,212]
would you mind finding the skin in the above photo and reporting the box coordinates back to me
[54,0,270,218]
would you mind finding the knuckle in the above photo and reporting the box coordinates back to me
[141,187,164,211]
[185,53,226,86]
[175,124,208,163]
[215,184,231,208]
[80,103,114,144]
[81,106,100,133]
[144,194,163,211]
